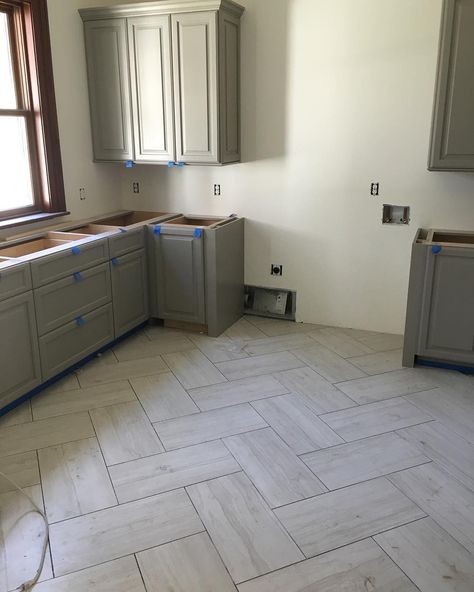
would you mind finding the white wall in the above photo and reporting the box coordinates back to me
[121,0,474,334]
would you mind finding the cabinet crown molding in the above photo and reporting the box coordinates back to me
[79,0,245,21]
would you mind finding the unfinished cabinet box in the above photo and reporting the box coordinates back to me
[111,249,149,337]
[0,292,41,409]
[403,229,474,368]
[80,0,244,165]
[429,0,474,170]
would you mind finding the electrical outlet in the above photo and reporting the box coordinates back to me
[79,187,86,201]
[214,184,221,196]
[371,182,380,196]
[133,182,140,194]
[271,264,283,277]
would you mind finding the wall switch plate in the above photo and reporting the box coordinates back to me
[133,182,140,194]
[371,183,380,196]
[271,264,283,277]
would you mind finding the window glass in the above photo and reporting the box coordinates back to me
[0,12,17,109]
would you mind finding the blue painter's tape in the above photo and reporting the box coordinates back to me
[432,245,442,254]
[167,161,175,168]
[73,272,83,281]
[76,316,86,327]
[111,258,120,266]
[71,246,81,255]
[177,161,185,168]
[194,228,202,238]
[154,225,162,235]
[125,160,134,169]
[119,228,127,233]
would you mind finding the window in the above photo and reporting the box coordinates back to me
[0,0,66,224]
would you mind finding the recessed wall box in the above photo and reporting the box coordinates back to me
[382,205,410,225]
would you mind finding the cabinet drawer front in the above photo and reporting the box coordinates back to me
[39,304,114,381]
[31,239,109,287]
[0,263,32,302]
[35,263,112,336]
[109,227,145,258]
[0,292,41,409]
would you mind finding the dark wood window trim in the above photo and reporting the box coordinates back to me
[0,0,67,226]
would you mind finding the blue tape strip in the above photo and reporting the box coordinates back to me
[73,272,83,281]
[177,162,185,168]
[71,246,81,255]
[194,228,202,238]
[119,228,127,234]
[111,258,119,266]
[125,160,134,169]
[167,161,175,168]
[154,225,162,235]
[432,245,442,254]
[76,316,86,327]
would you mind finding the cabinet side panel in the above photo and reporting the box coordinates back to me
[403,239,428,367]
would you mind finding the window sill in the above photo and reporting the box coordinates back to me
[0,211,70,231]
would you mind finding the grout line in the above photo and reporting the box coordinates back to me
[87,410,120,506]
[371,535,423,591]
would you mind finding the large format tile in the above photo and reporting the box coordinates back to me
[242,333,315,356]
[348,349,403,375]
[77,355,169,387]
[225,318,267,340]
[249,318,325,337]
[189,334,248,363]
[238,538,417,592]
[375,518,474,592]
[187,473,303,583]
[251,395,343,454]
[292,344,366,382]
[336,368,438,404]
[0,412,94,458]
[275,477,425,557]
[163,350,227,389]
[224,429,326,508]
[189,375,288,411]
[273,367,356,413]
[137,533,237,592]
[301,432,430,490]
[130,372,199,422]
[345,329,404,352]
[155,404,267,451]
[49,489,203,576]
[32,381,137,420]
[90,401,164,465]
[389,463,474,553]
[309,327,374,358]
[216,351,305,381]
[113,331,195,361]
[321,397,433,441]
[398,421,474,491]
[0,400,32,428]
[0,451,39,493]
[109,440,241,503]
[32,556,146,592]
[38,438,117,523]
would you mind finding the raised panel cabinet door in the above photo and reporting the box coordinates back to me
[128,15,175,163]
[84,19,133,161]
[171,12,219,164]
[419,247,474,364]
[429,0,474,170]
[154,228,206,323]
[111,249,149,338]
[0,292,41,410]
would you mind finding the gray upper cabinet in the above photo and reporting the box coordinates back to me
[429,0,474,171]
[80,0,244,165]
[84,19,133,162]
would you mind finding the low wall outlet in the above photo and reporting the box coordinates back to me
[133,182,140,194]
[214,184,221,196]
[79,188,86,201]
[371,183,380,196]
[271,264,283,277]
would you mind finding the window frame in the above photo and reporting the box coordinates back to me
[0,0,66,225]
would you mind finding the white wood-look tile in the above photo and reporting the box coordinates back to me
[0,485,53,591]
[0,412,94,458]
[348,349,404,375]
[242,333,316,356]
[38,438,117,523]
[274,367,356,413]
[109,440,240,503]
[398,421,474,491]
[251,395,343,454]
[321,397,433,441]
[250,319,326,337]
[301,432,430,490]
[163,350,227,389]
[275,477,425,557]
[155,404,267,451]
[216,351,305,381]
[137,533,237,592]
[187,472,304,583]
[42,373,80,395]
[309,327,374,358]
[238,538,417,592]
[144,325,191,341]
[189,375,288,411]
[0,451,39,494]
[345,329,404,352]
[292,344,366,382]
[225,318,267,340]
[224,429,326,507]
[113,331,195,361]
[130,372,199,422]
[90,401,164,465]
[0,400,32,428]
[49,489,203,577]
[32,381,137,420]
[77,355,169,387]
[389,463,474,554]
[336,368,438,404]
[32,556,146,592]
[375,518,474,592]
[189,334,248,363]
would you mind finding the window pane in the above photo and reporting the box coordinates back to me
[0,12,17,109]
[0,117,34,212]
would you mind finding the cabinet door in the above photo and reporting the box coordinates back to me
[419,247,474,364]
[128,15,175,163]
[84,19,133,161]
[111,249,149,338]
[171,12,219,164]
[154,228,206,323]
[429,0,474,171]
[0,292,41,410]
